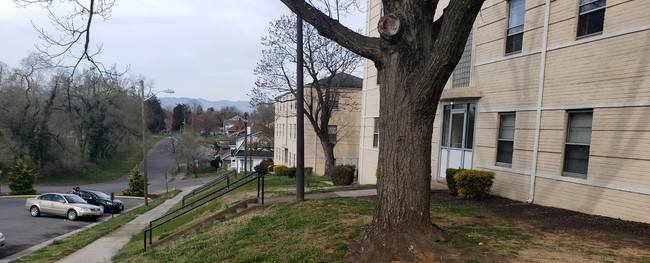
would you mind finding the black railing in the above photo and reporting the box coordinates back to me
[181,171,235,206]
[143,171,265,251]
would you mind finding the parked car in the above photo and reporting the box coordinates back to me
[0,231,5,249]
[79,190,124,213]
[25,193,103,221]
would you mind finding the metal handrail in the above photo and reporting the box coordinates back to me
[181,171,235,206]
[152,172,249,226]
[144,171,265,251]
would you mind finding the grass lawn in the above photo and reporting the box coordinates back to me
[35,135,167,185]
[112,174,363,262]
[11,190,180,263]
[113,190,650,263]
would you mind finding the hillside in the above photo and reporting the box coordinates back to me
[158,97,254,113]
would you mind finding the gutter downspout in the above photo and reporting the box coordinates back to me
[527,0,551,203]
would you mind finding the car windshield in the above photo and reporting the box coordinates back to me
[91,191,110,199]
[65,195,87,204]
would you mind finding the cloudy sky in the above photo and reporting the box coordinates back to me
[0,1,366,101]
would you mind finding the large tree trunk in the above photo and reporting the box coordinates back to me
[321,141,335,175]
[359,54,451,262]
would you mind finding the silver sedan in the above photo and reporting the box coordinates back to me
[25,193,104,221]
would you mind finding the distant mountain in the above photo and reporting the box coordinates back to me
[158,97,254,113]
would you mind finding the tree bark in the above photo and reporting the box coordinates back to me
[321,141,335,176]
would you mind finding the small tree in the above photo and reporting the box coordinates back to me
[209,156,221,170]
[123,166,144,196]
[8,159,37,195]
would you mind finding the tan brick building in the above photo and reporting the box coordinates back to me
[359,0,650,223]
[275,74,362,175]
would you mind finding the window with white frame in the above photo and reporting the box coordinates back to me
[577,0,606,37]
[328,125,337,142]
[563,110,593,177]
[506,0,525,54]
[497,113,516,166]
[373,118,380,148]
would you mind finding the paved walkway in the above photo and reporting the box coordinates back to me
[56,185,199,263]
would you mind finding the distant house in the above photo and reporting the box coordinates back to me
[221,131,273,173]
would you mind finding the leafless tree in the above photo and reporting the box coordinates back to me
[14,0,122,77]
[248,104,275,150]
[280,0,483,261]
[250,14,362,175]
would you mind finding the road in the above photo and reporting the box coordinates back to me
[0,137,213,260]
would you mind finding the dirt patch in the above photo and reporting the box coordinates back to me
[353,192,650,262]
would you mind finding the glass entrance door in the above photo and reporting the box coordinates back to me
[438,103,476,178]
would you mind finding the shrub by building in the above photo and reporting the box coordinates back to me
[453,170,495,200]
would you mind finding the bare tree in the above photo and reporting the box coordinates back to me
[280,0,483,261]
[248,104,275,150]
[250,14,361,175]
[14,0,117,76]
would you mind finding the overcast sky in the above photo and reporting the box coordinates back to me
[0,1,366,101]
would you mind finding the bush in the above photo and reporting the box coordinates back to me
[267,165,275,173]
[254,163,268,175]
[273,165,288,176]
[285,167,297,178]
[7,159,37,195]
[445,168,465,196]
[123,166,145,196]
[330,165,354,186]
[305,167,313,176]
[453,170,495,200]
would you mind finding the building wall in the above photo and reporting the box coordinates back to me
[360,0,650,223]
[274,88,362,175]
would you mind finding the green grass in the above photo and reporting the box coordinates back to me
[112,173,359,262]
[11,190,180,263]
[113,198,375,263]
[35,135,167,185]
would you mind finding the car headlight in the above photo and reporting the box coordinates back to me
[0,233,4,239]
[102,201,113,205]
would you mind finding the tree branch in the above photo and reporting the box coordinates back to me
[280,0,382,64]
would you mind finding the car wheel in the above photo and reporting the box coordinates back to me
[67,210,78,221]
[30,206,40,217]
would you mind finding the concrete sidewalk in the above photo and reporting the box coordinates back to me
[55,186,199,263]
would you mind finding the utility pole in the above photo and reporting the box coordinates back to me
[244,112,249,173]
[140,80,149,206]
[296,14,305,201]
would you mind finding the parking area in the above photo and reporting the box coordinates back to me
[0,197,143,259]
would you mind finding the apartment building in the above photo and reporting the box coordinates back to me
[359,0,650,223]
[275,73,363,175]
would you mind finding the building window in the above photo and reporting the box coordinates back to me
[577,0,606,37]
[506,0,525,54]
[452,31,473,87]
[563,110,593,177]
[497,113,516,167]
[373,118,380,148]
[284,148,288,163]
[330,93,339,109]
[328,125,337,142]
